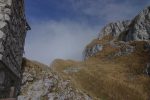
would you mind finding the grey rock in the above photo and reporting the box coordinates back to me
[145,63,150,76]
[126,6,150,41]
[84,6,150,59]
[22,72,34,85]
[63,67,81,74]
[0,21,7,28]
[98,20,130,39]
[0,0,30,98]
[84,44,103,59]
[18,68,92,100]
[98,6,150,41]
[0,14,4,20]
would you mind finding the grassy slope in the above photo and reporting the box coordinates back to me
[51,40,150,100]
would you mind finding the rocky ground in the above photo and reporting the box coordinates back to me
[18,58,92,100]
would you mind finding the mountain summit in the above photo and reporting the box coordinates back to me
[98,6,150,41]
[84,6,150,59]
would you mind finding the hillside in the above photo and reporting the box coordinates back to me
[50,6,150,100]
[18,6,150,100]
[51,41,150,100]
[18,58,92,100]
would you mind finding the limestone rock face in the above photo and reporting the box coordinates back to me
[84,44,103,59]
[84,6,150,59]
[98,20,130,39]
[125,6,150,41]
[0,0,30,98]
[18,59,92,100]
[98,6,150,41]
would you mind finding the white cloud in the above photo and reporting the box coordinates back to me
[24,0,150,65]
[24,20,99,65]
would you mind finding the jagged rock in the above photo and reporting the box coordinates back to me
[0,0,30,98]
[98,20,130,39]
[84,6,150,59]
[18,59,92,100]
[22,72,34,85]
[125,6,150,41]
[98,6,150,41]
[84,44,103,59]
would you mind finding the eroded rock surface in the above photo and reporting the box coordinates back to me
[0,0,30,98]
[125,6,150,41]
[98,6,150,41]
[18,58,92,100]
[98,20,130,39]
[84,6,150,59]
[84,44,103,59]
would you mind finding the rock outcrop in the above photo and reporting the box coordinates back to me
[84,6,150,59]
[18,58,92,100]
[98,20,130,39]
[98,6,150,41]
[125,6,150,41]
[84,44,103,59]
[0,0,30,98]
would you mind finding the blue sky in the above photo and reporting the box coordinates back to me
[24,0,150,65]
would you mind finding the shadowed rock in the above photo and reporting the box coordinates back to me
[0,0,30,98]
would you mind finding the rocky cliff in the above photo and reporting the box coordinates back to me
[0,0,30,98]
[125,6,150,41]
[98,6,150,41]
[98,20,130,39]
[84,6,150,59]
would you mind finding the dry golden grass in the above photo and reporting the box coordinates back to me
[51,40,150,100]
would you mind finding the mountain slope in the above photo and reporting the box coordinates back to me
[18,58,92,100]
[51,41,150,100]
[19,6,150,100]
[50,6,150,100]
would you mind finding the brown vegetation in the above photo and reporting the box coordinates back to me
[51,39,150,100]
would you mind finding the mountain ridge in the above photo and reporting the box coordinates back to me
[19,6,150,100]
[84,5,150,59]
